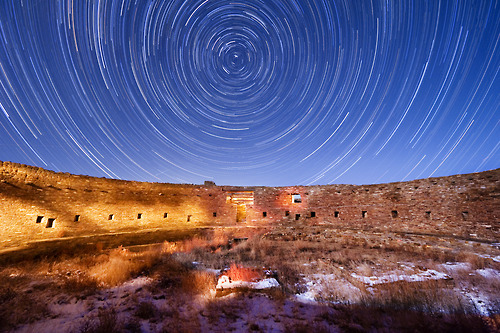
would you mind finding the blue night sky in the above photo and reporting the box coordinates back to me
[0,1,498,186]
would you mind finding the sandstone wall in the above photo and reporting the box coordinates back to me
[0,160,498,249]
[248,173,499,240]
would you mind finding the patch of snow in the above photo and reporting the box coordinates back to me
[441,262,471,272]
[398,262,415,269]
[479,254,500,263]
[351,269,450,286]
[295,274,361,304]
[463,290,492,316]
[109,276,152,291]
[295,291,316,303]
[476,268,500,279]
[216,276,280,290]
[204,268,221,275]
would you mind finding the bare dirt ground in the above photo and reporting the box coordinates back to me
[1,225,499,332]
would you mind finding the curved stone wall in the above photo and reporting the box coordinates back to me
[0,160,498,250]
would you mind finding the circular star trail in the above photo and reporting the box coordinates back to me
[0,0,498,186]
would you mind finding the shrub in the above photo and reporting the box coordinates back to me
[360,280,468,314]
[80,308,120,333]
[181,270,217,294]
[0,290,50,330]
[89,246,162,286]
[63,274,99,294]
[134,301,157,319]
[457,251,489,269]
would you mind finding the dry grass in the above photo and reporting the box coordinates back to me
[88,247,154,286]
[361,279,468,313]
[334,304,491,333]
[356,262,374,276]
[80,308,121,333]
[134,301,157,320]
[0,286,51,331]
[1,225,499,332]
[181,270,217,294]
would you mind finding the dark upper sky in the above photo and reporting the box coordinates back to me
[0,0,498,186]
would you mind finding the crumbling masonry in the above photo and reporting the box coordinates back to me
[0,160,498,250]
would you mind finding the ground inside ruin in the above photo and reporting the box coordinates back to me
[1,225,499,332]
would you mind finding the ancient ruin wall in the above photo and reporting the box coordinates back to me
[248,173,499,240]
[0,161,238,249]
[0,160,499,250]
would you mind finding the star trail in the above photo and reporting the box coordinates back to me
[0,0,498,186]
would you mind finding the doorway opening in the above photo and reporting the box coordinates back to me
[236,204,246,222]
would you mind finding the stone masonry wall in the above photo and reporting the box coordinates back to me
[248,173,499,240]
[0,160,498,250]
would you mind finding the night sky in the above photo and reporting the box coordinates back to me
[0,1,498,186]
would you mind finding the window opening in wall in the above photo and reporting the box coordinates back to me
[292,194,302,203]
[285,211,290,216]
[36,216,43,223]
[137,213,142,219]
[74,215,80,222]
[46,218,55,228]
[187,215,192,222]
[295,213,300,220]
[362,211,367,218]
[213,212,217,217]
[391,210,398,218]
[425,211,431,218]
[462,211,469,220]
[310,212,316,218]
[108,214,114,220]
[263,212,267,217]
[164,213,168,218]
[334,211,339,218]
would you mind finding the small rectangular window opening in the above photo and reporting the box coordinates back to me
[334,211,339,218]
[137,213,142,219]
[295,213,300,220]
[263,212,267,217]
[36,216,43,223]
[462,211,469,220]
[213,212,217,217]
[391,210,398,218]
[292,194,302,203]
[285,211,290,216]
[46,218,55,228]
[74,215,80,222]
[425,211,431,218]
[362,211,367,218]
[310,212,316,218]
[164,212,168,218]
[187,215,191,222]
[108,214,114,220]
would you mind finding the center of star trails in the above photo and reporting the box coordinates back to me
[222,46,250,74]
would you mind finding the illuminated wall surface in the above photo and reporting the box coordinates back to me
[0,160,498,250]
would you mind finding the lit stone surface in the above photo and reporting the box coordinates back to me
[0,160,498,250]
